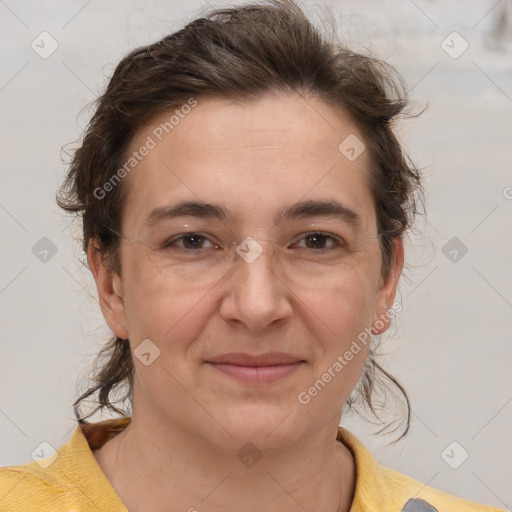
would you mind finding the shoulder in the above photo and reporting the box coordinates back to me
[337,428,507,512]
[379,464,505,512]
[0,419,130,512]
[0,461,70,511]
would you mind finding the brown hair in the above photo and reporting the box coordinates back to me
[57,0,422,438]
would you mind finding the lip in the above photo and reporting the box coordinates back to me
[207,352,304,366]
[206,352,305,384]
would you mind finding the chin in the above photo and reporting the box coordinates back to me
[206,401,311,450]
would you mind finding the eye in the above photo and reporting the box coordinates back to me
[292,232,344,250]
[162,233,218,251]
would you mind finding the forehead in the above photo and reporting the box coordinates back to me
[120,94,375,234]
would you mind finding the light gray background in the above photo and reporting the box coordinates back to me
[1,0,511,509]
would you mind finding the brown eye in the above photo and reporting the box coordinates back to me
[162,234,216,251]
[180,234,207,250]
[295,233,340,250]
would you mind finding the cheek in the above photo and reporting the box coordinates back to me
[307,260,380,339]
[124,251,213,356]
[120,242,381,363]
[298,259,379,384]
[303,278,374,403]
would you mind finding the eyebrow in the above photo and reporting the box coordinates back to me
[278,199,362,228]
[144,199,363,229]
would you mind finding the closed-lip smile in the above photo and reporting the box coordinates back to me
[206,352,305,384]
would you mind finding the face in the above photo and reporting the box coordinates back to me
[91,93,403,450]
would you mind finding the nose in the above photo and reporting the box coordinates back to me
[219,239,293,332]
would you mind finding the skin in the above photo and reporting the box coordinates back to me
[89,93,404,512]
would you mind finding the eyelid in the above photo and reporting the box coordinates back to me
[158,230,350,250]
[162,233,219,250]
[289,231,346,246]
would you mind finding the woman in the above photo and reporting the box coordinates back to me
[0,1,505,511]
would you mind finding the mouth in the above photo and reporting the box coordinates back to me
[205,352,305,384]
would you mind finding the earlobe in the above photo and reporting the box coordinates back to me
[372,237,404,335]
[87,239,129,339]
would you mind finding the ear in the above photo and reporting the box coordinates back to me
[87,238,129,339]
[371,237,404,335]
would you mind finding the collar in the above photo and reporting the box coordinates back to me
[62,418,438,512]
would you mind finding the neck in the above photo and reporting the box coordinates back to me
[93,414,356,512]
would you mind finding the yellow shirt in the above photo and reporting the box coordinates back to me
[0,417,505,512]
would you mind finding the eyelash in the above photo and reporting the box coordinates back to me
[161,232,346,252]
